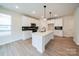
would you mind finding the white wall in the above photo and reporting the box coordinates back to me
[21,16,40,40]
[0,7,75,45]
[38,18,63,36]
[38,18,63,37]
[0,8,23,45]
[39,19,55,32]
[22,16,40,26]
[74,8,79,45]
[46,16,74,37]
[54,18,63,36]
[0,8,38,45]
[47,20,54,31]
[63,15,74,37]
[21,14,74,39]
[39,19,48,31]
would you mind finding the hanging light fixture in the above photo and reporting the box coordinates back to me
[43,5,47,21]
[49,11,52,18]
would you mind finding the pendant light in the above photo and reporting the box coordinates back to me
[43,5,47,21]
[49,11,52,18]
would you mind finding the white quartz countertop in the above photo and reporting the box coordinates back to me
[32,31,53,36]
[32,30,53,53]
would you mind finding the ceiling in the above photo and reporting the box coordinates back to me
[0,3,79,19]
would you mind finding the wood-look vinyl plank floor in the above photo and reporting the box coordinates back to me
[0,37,79,56]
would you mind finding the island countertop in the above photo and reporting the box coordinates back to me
[32,30,53,53]
[32,31,53,37]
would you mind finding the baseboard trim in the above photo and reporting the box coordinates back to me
[73,39,79,45]
[0,38,21,46]
[22,37,32,40]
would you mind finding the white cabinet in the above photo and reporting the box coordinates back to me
[22,31,32,40]
[32,31,53,53]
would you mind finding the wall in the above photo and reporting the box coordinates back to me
[46,16,74,37]
[22,16,39,26]
[39,19,55,32]
[47,20,54,31]
[74,8,79,45]
[54,18,63,36]
[39,19,48,31]
[21,16,40,40]
[0,7,23,45]
[63,15,74,37]
[0,7,75,45]
[38,18,63,36]
[39,18,63,36]
[0,7,38,45]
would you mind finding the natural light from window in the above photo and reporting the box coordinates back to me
[0,13,11,36]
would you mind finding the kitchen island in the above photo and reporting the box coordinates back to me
[32,31,53,53]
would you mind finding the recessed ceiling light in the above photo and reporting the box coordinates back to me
[16,6,19,9]
[32,11,36,14]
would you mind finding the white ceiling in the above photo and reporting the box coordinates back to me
[0,3,79,19]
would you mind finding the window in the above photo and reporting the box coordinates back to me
[0,13,11,36]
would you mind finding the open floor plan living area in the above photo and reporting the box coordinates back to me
[0,3,79,56]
